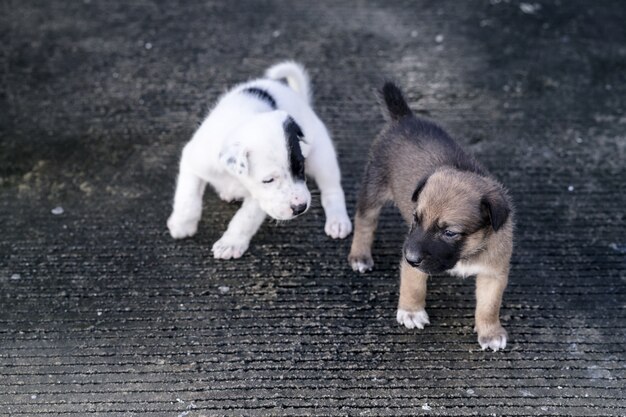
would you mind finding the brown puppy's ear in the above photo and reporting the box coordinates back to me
[411,176,430,202]
[480,189,510,232]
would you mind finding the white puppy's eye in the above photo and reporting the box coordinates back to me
[262,177,275,184]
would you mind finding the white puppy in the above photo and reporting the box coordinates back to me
[167,61,352,259]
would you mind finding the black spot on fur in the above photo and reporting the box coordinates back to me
[243,87,277,109]
[283,116,305,181]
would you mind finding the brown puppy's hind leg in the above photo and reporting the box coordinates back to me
[475,273,508,351]
[348,204,382,272]
[348,166,388,273]
[396,259,430,329]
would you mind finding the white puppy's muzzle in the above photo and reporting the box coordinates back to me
[261,185,310,220]
[289,192,309,216]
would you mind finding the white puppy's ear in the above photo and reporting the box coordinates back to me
[219,143,249,176]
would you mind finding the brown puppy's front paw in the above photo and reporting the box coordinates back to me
[348,252,374,273]
[396,308,430,330]
[477,326,508,351]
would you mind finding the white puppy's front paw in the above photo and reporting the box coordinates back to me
[211,235,250,260]
[167,215,199,239]
[325,213,352,239]
[396,309,430,330]
[477,326,508,351]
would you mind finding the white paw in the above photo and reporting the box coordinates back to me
[325,213,352,239]
[348,254,374,273]
[396,309,430,330]
[218,190,241,203]
[167,214,199,239]
[478,327,508,351]
[211,235,249,260]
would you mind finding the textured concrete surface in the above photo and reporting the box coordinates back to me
[1,0,625,416]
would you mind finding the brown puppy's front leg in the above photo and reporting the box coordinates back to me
[396,259,430,329]
[475,273,508,351]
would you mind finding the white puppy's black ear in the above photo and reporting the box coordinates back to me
[219,143,249,176]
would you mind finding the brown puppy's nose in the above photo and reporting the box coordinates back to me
[291,203,307,216]
[405,249,424,267]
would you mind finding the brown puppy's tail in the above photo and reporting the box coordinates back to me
[381,82,413,121]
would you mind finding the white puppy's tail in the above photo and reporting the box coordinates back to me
[265,61,311,104]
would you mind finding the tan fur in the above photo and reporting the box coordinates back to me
[348,83,514,351]
[400,170,513,346]
[398,259,428,311]
[351,167,513,350]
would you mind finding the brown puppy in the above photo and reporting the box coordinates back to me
[348,82,513,351]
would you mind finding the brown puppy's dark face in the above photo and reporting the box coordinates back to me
[403,169,509,274]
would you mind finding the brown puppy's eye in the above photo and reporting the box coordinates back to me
[443,230,459,238]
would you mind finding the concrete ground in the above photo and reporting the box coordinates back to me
[1,0,625,416]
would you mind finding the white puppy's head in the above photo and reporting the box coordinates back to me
[219,110,312,220]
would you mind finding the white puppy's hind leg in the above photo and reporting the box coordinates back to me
[212,198,266,259]
[307,141,352,239]
[167,168,207,239]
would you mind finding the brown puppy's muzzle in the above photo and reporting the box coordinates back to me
[404,240,438,273]
[404,248,424,268]
[404,234,457,274]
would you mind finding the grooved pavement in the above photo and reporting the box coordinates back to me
[1,1,625,416]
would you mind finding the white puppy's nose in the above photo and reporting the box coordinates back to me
[291,203,308,216]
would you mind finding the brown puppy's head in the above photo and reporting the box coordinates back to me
[403,168,510,274]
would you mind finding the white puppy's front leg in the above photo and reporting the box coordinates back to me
[212,198,266,259]
[307,141,352,239]
[320,185,352,239]
[167,168,207,239]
